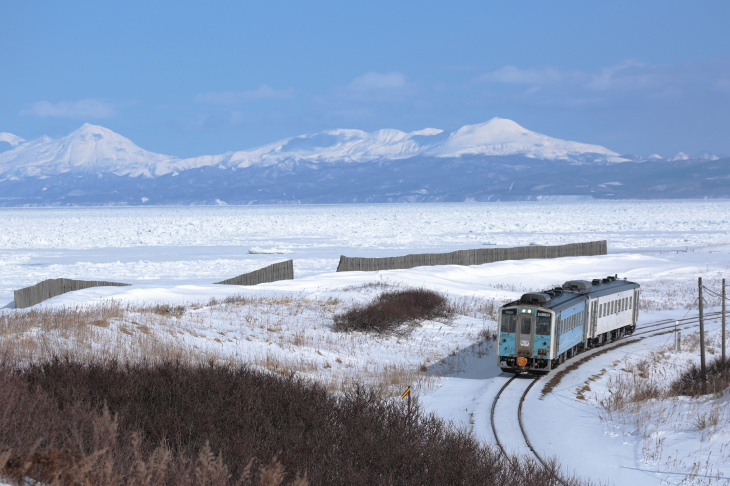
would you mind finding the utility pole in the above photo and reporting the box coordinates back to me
[699,277,707,393]
[723,278,726,363]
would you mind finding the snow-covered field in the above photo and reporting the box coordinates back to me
[2,199,730,485]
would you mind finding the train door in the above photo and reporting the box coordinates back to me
[516,313,534,356]
[591,300,598,338]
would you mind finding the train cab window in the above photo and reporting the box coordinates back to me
[536,312,551,335]
[500,309,517,333]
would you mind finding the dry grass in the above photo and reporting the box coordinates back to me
[0,290,496,398]
[592,330,730,479]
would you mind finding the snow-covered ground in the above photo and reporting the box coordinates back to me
[2,200,730,485]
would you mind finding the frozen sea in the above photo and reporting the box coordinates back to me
[2,200,730,307]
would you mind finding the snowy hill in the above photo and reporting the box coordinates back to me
[0,124,179,179]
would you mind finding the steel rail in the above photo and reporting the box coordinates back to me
[490,375,517,463]
[517,377,567,486]
[631,313,723,338]
[491,375,567,485]
[634,311,723,331]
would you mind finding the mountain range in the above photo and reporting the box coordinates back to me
[0,118,727,205]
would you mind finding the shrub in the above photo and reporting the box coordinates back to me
[0,358,589,486]
[669,356,730,397]
[332,288,451,333]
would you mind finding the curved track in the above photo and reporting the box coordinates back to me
[489,312,721,484]
[491,374,567,485]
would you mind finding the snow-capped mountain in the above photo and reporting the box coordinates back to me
[424,118,619,159]
[1,119,726,206]
[175,127,448,171]
[0,118,623,180]
[178,118,620,170]
[0,124,179,179]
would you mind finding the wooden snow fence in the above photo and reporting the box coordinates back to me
[215,260,294,286]
[14,278,131,309]
[336,240,607,272]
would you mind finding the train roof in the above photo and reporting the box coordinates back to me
[504,276,640,313]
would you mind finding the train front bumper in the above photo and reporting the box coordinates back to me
[499,356,550,374]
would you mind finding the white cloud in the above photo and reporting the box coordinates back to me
[477,61,659,92]
[20,99,117,118]
[478,65,582,86]
[347,71,407,91]
[195,85,294,104]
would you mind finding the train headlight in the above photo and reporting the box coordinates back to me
[537,349,547,356]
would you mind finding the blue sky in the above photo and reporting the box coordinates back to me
[2,1,729,157]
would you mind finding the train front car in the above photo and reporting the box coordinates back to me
[497,293,554,375]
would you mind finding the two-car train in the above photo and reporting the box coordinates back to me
[497,275,640,374]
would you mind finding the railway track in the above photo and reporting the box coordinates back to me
[491,374,566,485]
[489,311,725,484]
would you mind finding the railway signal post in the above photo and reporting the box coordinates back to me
[699,277,707,393]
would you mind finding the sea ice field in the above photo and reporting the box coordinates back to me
[3,199,730,485]
[2,199,730,307]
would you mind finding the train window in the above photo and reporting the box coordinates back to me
[500,312,517,333]
[536,315,551,335]
[629,297,632,309]
[599,303,603,317]
[520,316,531,335]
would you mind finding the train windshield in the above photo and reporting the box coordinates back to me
[536,311,551,335]
[500,309,517,332]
